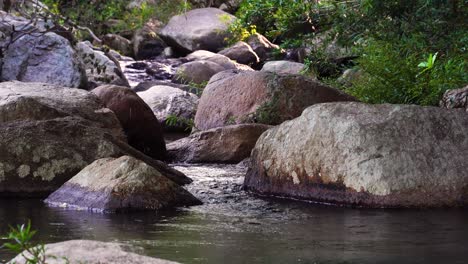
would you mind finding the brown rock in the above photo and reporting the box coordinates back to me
[194,71,356,130]
[218,41,260,65]
[247,33,281,62]
[167,124,271,163]
[173,60,226,85]
[92,85,167,160]
[102,34,133,57]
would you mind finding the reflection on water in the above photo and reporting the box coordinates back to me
[1,164,467,264]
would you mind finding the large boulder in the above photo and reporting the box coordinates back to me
[1,32,87,88]
[92,85,167,160]
[45,156,201,212]
[9,240,179,264]
[167,124,271,163]
[159,8,235,54]
[173,60,226,85]
[76,41,129,88]
[194,71,356,130]
[440,85,468,111]
[133,19,167,59]
[218,41,260,65]
[0,82,125,196]
[261,60,306,75]
[137,85,199,132]
[245,102,468,208]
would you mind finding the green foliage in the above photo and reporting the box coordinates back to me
[1,221,46,264]
[235,0,322,41]
[255,96,280,125]
[225,19,257,44]
[187,81,208,96]
[346,39,467,106]
[165,115,195,131]
[233,0,467,106]
[42,0,191,36]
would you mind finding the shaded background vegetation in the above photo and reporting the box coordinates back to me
[42,0,467,106]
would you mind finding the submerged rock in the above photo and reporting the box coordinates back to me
[92,85,167,160]
[159,8,235,53]
[245,102,468,208]
[1,32,86,88]
[194,71,356,130]
[167,124,271,163]
[45,156,201,212]
[137,85,199,132]
[0,82,125,196]
[9,240,179,264]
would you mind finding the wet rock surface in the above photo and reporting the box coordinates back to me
[245,102,468,208]
[45,156,201,212]
[121,58,190,87]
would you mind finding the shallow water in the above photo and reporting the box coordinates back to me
[1,164,467,264]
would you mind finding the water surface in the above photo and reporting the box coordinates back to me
[1,164,467,264]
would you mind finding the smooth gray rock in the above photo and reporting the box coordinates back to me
[2,32,86,88]
[137,85,199,131]
[261,60,306,75]
[76,41,129,88]
[9,240,179,264]
[159,8,235,53]
[245,102,468,208]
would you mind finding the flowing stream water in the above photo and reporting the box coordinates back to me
[1,164,468,264]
